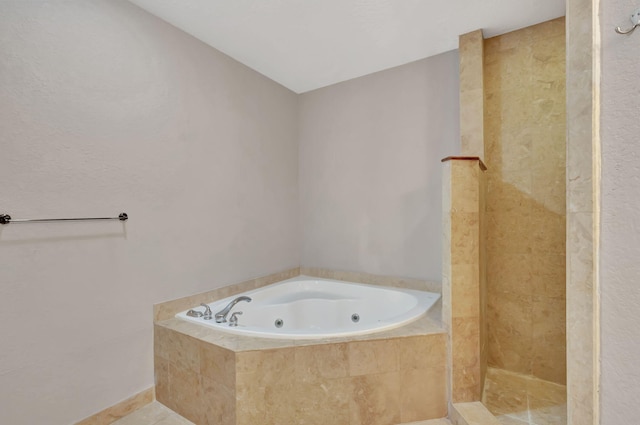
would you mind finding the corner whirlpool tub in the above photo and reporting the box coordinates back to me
[176,276,440,339]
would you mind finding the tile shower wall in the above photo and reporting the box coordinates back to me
[483,18,566,384]
[442,159,485,402]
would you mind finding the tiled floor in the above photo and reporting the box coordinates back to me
[399,419,451,425]
[112,402,194,425]
[112,401,452,425]
[482,368,566,425]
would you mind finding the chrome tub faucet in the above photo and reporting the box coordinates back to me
[215,296,251,323]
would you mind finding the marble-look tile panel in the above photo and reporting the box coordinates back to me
[399,334,447,370]
[262,379,300,425]
[400,367,447,422]
[296,378,351,425]
[452,317,480,370]
[459,30,484,92]
[201,377,235,425]
[451,264,480,318]
[452,161,481,213]
[167,364,202,424]
[487,253,533,296]
[452,367,482,403]
[450,212,479,265]
[350,372,401,425]
[459,30,484,158]
[199,340,235,389]
[348,339,399,376]
[300,267,441,292]
[484,19,566,385]
[158,327,201,373]
[295,343,349,383]
[460,88,485,158]
[154,355,169,408]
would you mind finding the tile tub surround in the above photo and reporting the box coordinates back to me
[300,267,441,293]
[483,18,566,385]
[153,268,300,322]
[155,317,448,425]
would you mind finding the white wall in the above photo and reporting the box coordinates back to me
[0,1,299,423]
[299,52,460,281]
[600,0,640,423]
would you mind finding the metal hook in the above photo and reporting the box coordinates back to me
[616,8,640,34]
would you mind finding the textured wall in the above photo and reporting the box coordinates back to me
[299,52,460,281]
[600,0,640,423]
[483,19,566,384]
[0,1,299,424]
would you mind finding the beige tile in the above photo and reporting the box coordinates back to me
[348,339,398,376]
[451,264,480,318]
[484,17,566,385]
[487,293,533,374]
[487,253,533,296]
[459,30,484,92]
[495,415,528,425]
[167,365,203,425]
[295,379,351,425]
[452,401,502,425]
[201,377,235,425]
[154,355,170,408]
[111,402,194,425]
[482,367,567,425]
[350,372,401,425]
[482,370,528,417]
[452,317,480,369]
[452,161,481,213]
[452,366,482,402]
[403,419,452,425]
[400,367,447,422]
[263,380,298,425]
[77,388,155,425]
[295,343,349,383]
[530,254,566,299]
[451,212,480,265]
[398,334,446,371]
[157,327,200,373]
[529,404,566,425]
[199,341,235,389]
[299,267,439,292]
[235,380,266,425]
[237,347,295,387]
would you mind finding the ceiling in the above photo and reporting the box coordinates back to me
[128,0,565,93]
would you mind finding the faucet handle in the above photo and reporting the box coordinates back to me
[229,311,243,327]
[201,303,212,320]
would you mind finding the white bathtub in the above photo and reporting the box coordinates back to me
[176,276,440,339]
